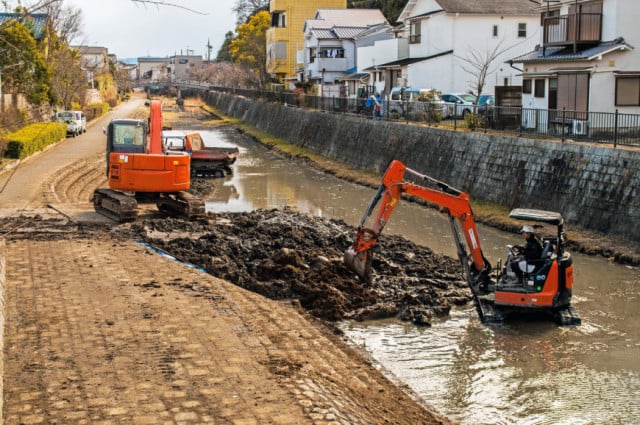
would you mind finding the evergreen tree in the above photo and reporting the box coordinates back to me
[216,31,234,62]
[347,0,409,26]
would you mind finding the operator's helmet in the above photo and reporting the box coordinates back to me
[520,225,535,234]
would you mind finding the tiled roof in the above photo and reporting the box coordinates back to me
[369,50,454,69]
[510,38,634,63]
[310,28,336,39]
[333,26,370,39]
[313,8,387,27]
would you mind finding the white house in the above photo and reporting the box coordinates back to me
[510,0,639,117]
[390,0,540,96]
[357,28,409,95]
[303,8,388,96]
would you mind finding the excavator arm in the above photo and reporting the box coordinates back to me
[344,160,491,286]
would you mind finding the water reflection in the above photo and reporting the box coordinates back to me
[198,127,640,424]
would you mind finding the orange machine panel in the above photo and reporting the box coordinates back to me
[494,262,560,308]
[108,152,190,193]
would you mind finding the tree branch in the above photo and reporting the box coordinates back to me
[130,0,208,15]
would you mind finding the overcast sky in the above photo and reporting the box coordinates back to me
[64,0,238,60]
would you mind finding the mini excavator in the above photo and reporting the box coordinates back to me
[344,160,580,325]
[92,99,205,222]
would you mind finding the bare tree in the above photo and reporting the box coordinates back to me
[41,1,83,43]
[130,1,207,15]
[190,61,259,89]
[49,46,86,109]
[233,0,269,25]
[455,40,513,100]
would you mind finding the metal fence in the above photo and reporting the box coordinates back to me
[208,86,640,148]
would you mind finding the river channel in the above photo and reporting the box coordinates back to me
[200,128,640,425]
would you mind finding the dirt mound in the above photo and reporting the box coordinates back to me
[123,208,472,325]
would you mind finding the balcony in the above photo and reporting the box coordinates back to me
[543,12,602,49]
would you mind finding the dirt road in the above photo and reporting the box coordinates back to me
[0,100,453,424]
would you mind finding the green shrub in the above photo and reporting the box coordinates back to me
[465,113,487,131]
[4,122,67,159]
[85,102,110,121]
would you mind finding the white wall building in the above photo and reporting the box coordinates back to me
[510,0,639,117]
[303,8,388,96]
[393,0,540,96]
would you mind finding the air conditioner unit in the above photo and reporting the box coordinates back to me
[572,120,588,135]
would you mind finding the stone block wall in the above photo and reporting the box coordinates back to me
[204,92,640,242]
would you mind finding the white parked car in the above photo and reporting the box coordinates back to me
[441,93,477,118]
[55,110,87,137]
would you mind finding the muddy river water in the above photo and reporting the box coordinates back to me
[201,128,640,424]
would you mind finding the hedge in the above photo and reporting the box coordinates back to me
[4,122,67,159]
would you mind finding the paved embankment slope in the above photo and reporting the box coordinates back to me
[1,211,450,425]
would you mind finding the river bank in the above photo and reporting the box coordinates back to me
[191,98,639,267]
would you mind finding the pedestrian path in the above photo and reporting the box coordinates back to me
[1,210,447,424]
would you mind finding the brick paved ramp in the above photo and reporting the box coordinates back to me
[1,213,449,424]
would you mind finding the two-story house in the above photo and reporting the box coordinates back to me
[303,9,388,96]
[391,0,539,95]
[510,0,639,120]
[266,0,347,85]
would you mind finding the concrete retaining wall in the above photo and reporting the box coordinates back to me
[204,92,640,243]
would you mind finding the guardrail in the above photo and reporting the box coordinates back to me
[204,85,640,148]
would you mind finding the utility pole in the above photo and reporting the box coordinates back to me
[206,39,212,63]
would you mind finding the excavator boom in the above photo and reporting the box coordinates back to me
[344,160,488,284]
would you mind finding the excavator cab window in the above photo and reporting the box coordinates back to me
[110,122,146,154]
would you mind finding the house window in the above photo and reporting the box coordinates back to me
[319,48,344,58]
[492,25,498,37]
[523,79,532,94]
[534,79,545,97]
[557,73,589,112]
[271,12,286,28]
[615,76,640,106]
[410,20,421,44]
[518,23,527,38]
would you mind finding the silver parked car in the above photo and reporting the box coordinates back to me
[441,93,477,118]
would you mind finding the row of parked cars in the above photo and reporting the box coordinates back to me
[388,87,495,119]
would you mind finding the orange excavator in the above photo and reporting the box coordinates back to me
[344,160,580,325]
[92,99,205,222]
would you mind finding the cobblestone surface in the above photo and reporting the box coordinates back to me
[2,214,450,424]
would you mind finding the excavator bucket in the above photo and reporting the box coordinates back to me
[343,247,373,283]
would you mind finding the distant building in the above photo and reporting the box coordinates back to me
[0,12,48,40]
[71,46,110,73]
[71,45,110,90]
[266,0,347,83]
[137,57,170,82]
[169,55,203,81]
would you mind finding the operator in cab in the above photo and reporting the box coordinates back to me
[512,225,543,276]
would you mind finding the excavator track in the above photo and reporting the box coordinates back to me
[474,294,505,324]
[92,188,138,222]
[191,161,233,179]
[554,306,581,326]
[156,191,205,219]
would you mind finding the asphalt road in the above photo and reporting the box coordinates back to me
[0,100,142,208]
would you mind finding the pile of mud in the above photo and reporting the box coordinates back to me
[125,208,472,325]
